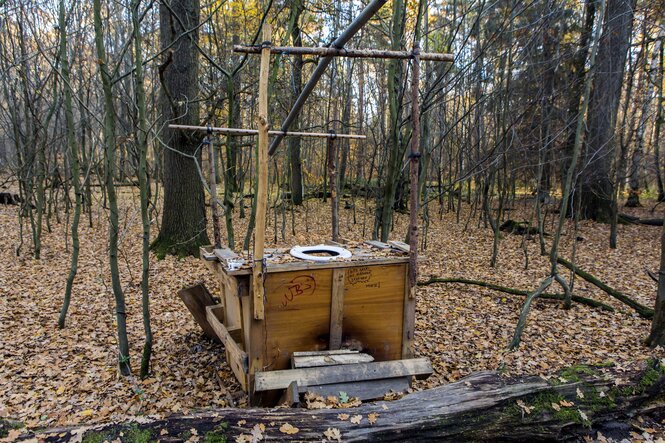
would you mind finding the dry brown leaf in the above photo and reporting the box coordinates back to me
[279,423,299,435]
[323,427,342,442]
[350,415,362,424]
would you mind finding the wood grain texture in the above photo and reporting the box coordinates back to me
[329,268,345,350]
[28,362,665,442]
[205,305,248,391]
[177,283,218,340]
[254,358,432,391]
[252,24,271,320]
[303,376,408,401]
[292,353,374,368]
[264,269,333,371]
[343,264,406,362]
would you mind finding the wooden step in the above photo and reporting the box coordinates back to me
[254,357,432,392]
[304,377,410,401]
[292,352,374,369]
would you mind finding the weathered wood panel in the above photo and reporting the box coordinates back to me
[177,283,218,340]
[263,269,334,371]
[37,362,665,442]
[304,376,409,401]
[343,264,406,362]
[206,305,248,391]
[292,352,374,368]
[254,358,432,391]
[329,269,345,349]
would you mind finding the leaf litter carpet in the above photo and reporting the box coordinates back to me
[1,195,663,430]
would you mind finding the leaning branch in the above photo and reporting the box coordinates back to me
[419,277,614,311]
[556,257,653,318]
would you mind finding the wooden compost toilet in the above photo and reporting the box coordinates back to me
[186,243,431,404]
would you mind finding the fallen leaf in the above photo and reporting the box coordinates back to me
[323,427,342,442]
[516,400,533,415]
[338,413,350,421]
[279,423,299,434]
[576,388,585,399]
[551,403,561,411]
[368,413,379,425]
[350,415,362,424]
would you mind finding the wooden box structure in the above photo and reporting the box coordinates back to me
[194,244,422,402]
[172,9,454,403]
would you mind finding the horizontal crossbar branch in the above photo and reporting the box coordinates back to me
[168,124,366,140]
[232,45,454,62]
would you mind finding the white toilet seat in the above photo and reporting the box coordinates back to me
[289,244,352,262]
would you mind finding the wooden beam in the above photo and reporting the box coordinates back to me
[207,131,222,248]
[408,45,421,299]
[233,45,454,62]
[292,353,374,369]
[254,358,432,392]
[267,0,390,156]
[168,124,365,139]
[177,283,218,340]
[328,135,339,242]
[329,269,345,350]
[205,305,249,390]
[304,376,409,401]
[252,24,270,321]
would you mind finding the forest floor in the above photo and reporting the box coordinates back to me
[1,190,664,435]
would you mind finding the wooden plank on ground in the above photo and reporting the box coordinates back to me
[329,268,345,350]
[292,350,358,357]
[364,240,390,249]
[177,283,218,340]
[304,377,409,401]
[206,305,249,390]
[388,240,410,253]
[292,353,374,369]
[254,358,432,392]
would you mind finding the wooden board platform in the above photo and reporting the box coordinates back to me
[254,358,432,391]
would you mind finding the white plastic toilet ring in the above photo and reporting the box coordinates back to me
[289,244,352,262]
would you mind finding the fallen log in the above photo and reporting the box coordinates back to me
[618,213,664,226]
[556,257,654,319]
[16,360,665,442]
[419,277,614,311]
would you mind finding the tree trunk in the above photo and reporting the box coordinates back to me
[93,0,131,376]
[647,208,665,346]
[131,0,153,378]
[58,0,83,330]
[287,0,304,206]
[153,0,209,257]
[579,0,636,222]
[378,0,406,242]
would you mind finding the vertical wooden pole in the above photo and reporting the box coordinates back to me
[253,24,271,320]
[208,128,222,248]
[328,132,339,242]
[408,45,421,298]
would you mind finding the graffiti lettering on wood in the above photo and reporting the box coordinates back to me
[280,275,317,308]
[347,267,372,285]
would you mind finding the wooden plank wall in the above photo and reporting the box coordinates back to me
[261,263,407,371]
